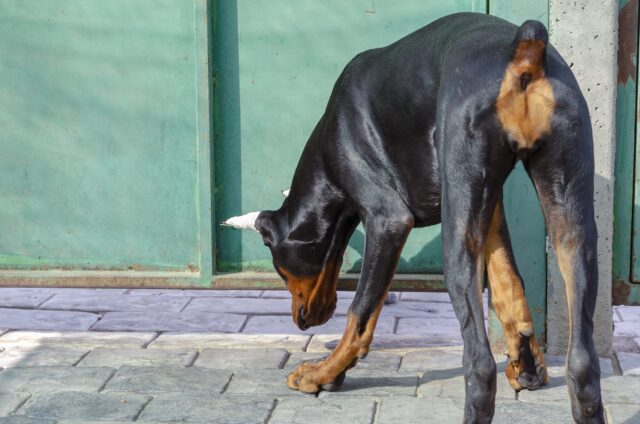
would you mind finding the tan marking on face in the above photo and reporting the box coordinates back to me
[496,40,556,150]
[485,203,547,390]
[278,260,339,327]
[287,298,386,393]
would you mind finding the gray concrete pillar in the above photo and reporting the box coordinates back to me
[547,0,617,356]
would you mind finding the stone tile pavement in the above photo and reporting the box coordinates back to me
[0,287,635,422]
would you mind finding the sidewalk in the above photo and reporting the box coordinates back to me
[0,287,636,423]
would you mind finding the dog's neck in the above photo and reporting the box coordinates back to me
[280,160,347,245]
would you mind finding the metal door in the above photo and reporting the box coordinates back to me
[0,0,213,286]
[613,0,640,305]
[213,0,548,342]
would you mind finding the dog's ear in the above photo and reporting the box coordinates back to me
[255,211,282,247]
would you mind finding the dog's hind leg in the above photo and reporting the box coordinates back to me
[439,131,515,423]
[485,195,548,391]
[525,118,604,422]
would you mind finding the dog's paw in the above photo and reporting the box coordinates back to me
[286,360,346,394]
[505,357,548,391]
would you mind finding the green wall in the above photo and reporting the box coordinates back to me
[214,0,493,273]
[0,0,551,327]
[0,0,212,279]
[612,0,639,304]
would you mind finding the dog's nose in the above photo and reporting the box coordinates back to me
[296,306,310,330]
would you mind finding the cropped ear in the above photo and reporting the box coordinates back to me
[255,210,282,247]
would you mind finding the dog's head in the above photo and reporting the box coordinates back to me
[223,189,358,330]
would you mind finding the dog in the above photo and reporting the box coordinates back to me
[224,12,603,423]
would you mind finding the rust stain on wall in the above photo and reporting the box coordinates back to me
[618,0,638,84]
[613,279,632,305]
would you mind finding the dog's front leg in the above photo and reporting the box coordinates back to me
[287,214,414,394]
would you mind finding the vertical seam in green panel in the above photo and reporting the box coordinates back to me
[630,8,640,282]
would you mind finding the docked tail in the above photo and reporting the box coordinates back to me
[510,20,549,90]
[496,20,554,154]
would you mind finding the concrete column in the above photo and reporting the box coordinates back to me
[546,0,617,356]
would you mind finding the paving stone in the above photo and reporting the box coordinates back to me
[544,355,615,377]
[0,309,98,331]
[16,391,149,421]
[601,376,640,405]
[377,397,463,423]
[183,297,351,316]
[0,347,89,368]
[44,288,127,295]
[91,311,245,332]
[139,394,274,423]
[0,331,156,349]
[59,421,167,424]
[0,289,52,309]
[617,305,640,323]
[105,366,232,394]
[395,318,463,340]
[125,289,263,297]
[59,420,157,424]
[616,352,640,376]
[381,301,457,319]
[149,333,310,351]
[418,365,517,401]
[40,293,189,313]
[614,321,640,339]
[286,351,401,372]
[492,401,574,423]
[400,292,452,303]
[0,418,55,424]
[0,367,113,392]
[307,334,462,353]
[614,336,640,353]
[262,290,356,300]
[184,298,293,315]
[318,369,419,397]
[0,392,30,415]
[399,347,463,372]
[193,348,288,369]
[260,290,290,299]
[225,369,307,397]
[515,374,574,403]
[605,403,640,423]
[270,396,375,424]
[519,374,639,405]
[242,314,395,335]
[78,348,196,367]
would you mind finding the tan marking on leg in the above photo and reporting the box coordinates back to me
[555,238,576,345]
[486,203,548,390]
[497,40,555,150]
[287,302,385,393]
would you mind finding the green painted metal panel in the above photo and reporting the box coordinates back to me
[0,0,212,277]
[623,0,640,282]
[214,0,487,273]
[487,0,549,347]
[616,0,640,303]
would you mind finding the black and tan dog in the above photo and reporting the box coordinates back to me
[224,12,603,423]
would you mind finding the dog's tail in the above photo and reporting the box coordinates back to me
[510,20,549,89]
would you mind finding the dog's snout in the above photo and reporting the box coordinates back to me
[296,306,310,330]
